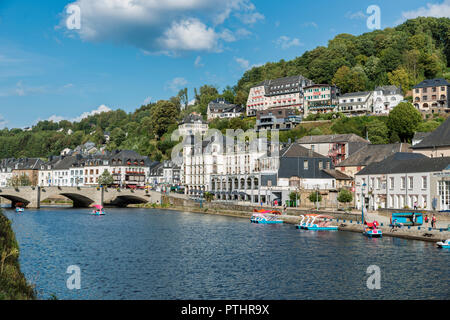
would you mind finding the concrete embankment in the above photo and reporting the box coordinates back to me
[152,197,450,243]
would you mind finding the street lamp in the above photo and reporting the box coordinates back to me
[361,183,367,224]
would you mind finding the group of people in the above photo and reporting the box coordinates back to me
[424,214,438,229]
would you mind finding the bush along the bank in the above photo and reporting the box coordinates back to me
[0,210,35,300]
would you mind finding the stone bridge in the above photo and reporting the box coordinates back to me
[0,186,163,208]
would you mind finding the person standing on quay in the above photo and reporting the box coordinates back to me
[424,215,429,228]
[431,214,437,229]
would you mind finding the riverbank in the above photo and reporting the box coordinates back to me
[0,210,35,300]
[140,200,450,244]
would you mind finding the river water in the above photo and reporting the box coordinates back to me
[3,207,449,300]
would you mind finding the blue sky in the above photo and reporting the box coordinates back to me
[0,0,449,129]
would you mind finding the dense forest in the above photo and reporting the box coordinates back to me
[0,17,449,161]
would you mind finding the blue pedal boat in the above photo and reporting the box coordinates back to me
[363,222,383,238]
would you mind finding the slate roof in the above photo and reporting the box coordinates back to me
[252,75,313,96]
[322,169,352,180]
[280,143,328,159]
[374,85,402,95]
[413,78,450,89]
[297,134,368,144]
[8,158,44,170]
[208,99,244,114]
[356,153,450,175]
[411,117,450,149]
[340,91,372,98]
[413,132,431,142]
[336,143,411,167]
[181,113,207,124]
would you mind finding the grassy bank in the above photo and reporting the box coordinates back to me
[0,209,35,300]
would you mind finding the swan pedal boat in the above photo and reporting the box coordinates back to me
[296,215,338,231]
[436,239,450,249]
[91,204,106,216]
[15,207,24,213]
[250,213,283,224]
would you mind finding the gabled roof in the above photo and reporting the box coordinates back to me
[413,78,450,89]
[322,169,352,180]
[280,143,328,159]
[181,113,207,124]
[340,91,372,98]
[297,134,368,144]
[412,117,450,149]
[336,143,411,167]
[413,132,431,141]
[356,153,449,175]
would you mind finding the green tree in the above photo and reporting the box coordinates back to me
[98,170,114,187]
[7,174,32,188]
[366,119,389,144]
[387,102,422,143]
[337,189,353,204]
[308,192,322,203]
[388,67,412,93]
[150,100,180,138]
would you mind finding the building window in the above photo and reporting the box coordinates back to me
[408,177,413,189]
[303,160,309,170]
[422,176,427,189]
[401,177,406,189]
[318,161,323,170]
[390,177,395,190]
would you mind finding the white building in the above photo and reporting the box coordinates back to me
[246,75,313,116]
[207,98,244,121]
[338,91,373,115]
[355,153,450,211]
[178,113,208,137]
[373,85,404,115]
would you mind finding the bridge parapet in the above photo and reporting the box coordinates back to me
[0,187,161,208]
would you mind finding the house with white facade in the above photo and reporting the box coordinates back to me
[207,99,244,121]
[246,75,313,116]
[178,113,208,137]
[355,153,450,211]
[338,91,373,116]
[373,85,404,115]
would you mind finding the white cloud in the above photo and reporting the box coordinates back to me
[346,11,367,20]
[194,56,204,68]
[61,0,263,54]
[303,22,318,28]
[166,77,188,92]
[235,57,250,69]
[158,18,219,52]
[48,105,112,123]
[143,97,152,105]
[0,114,7,129]
[235,11,265,24]
[401,0,450,20]
[274,36,302,50]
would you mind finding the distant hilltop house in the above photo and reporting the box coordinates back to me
[178,113,208,137]
[413,78,449,115]
[338,91,373,116]
[372,85,403,115]
[297,134,369,166]
[411,117,450,158]
[207,98,244,121]
[255,107,302,132]
[303,84,340,116]
[246,75,313,116]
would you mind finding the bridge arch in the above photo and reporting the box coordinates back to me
[109,195,149,207]
[0,195,30,208]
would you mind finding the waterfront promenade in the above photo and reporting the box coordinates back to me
[158,196,450,243]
